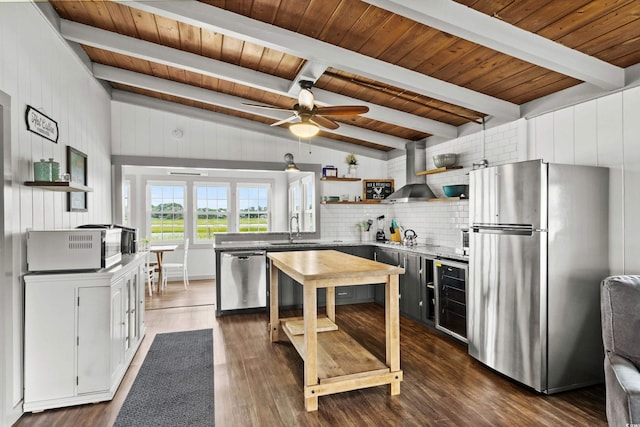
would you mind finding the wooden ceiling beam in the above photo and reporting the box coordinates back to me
[94,64,410,150]
[288,61,328,95]
[60,19,456,138]
[363,0,625,91]
[113,0,519,120]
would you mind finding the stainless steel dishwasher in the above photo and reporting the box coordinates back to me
[220,251,267,311]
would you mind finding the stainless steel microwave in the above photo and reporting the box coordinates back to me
[27,228,122,272]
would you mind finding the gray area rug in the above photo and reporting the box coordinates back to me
[114,329,214,427]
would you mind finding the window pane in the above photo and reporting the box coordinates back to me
[122,180,131,226]
[195,184,228,241]
[238,185,270,233]
[149,184,185,242]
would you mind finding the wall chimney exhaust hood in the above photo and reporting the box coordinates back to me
[382,140,435,203]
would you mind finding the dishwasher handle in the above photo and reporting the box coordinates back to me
[224,251,266,258]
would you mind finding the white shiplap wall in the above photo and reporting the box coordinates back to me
[528,86,640,274]
[1,4,112,423]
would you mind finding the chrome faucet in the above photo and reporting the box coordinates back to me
[289,213,300,242]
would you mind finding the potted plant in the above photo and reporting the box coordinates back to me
[345,153,358,177]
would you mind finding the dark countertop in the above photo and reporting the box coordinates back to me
[214,240,469,262]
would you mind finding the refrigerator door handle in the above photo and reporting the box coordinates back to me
[471,224,534,236]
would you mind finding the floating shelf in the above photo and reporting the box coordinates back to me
[320,177,361,181]
[416,166,463,176]
[25,181,93,192]
[428,197,468,202]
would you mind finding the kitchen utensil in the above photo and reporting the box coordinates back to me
[366,219,373,231]
[390,219,402,242]
[433,153,457,168]
[442,184,468,198]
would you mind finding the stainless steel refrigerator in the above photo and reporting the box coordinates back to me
[468,159,609,394]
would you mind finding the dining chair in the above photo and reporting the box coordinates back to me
[162,238,190,290]
[144,253,158,296]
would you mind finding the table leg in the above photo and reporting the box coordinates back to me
[325,287,335,323]
[269,260,280,342]
[155,252,164,293]
[303,282,318,411]
[385,274,401,395]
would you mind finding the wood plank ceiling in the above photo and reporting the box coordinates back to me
[48,0,640,155]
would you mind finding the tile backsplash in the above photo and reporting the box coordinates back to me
[320,119,526,250]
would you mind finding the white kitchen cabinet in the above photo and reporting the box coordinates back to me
[23,254,146,412]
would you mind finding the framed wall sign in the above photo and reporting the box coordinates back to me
[363,179,394,201]
[67,146,88,212]
[25,105,58,143]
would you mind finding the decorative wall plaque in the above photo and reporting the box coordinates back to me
[25,106,58,143]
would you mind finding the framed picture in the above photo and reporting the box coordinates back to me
[67,146,88,212]
[322,165,338,178]
[363,179,394,201]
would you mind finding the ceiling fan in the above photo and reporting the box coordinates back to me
[243,80,369,138]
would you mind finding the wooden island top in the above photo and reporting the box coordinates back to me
[268,249,404,284]
[268,249,404,412]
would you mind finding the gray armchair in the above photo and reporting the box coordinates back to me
[601,275,640,425]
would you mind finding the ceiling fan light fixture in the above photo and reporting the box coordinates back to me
[289,121,319,138]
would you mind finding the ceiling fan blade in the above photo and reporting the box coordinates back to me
[310,115,339,130]
[315,105,369,116]
[271,115,298,127]
[243,103,294,113]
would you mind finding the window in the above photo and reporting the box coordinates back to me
[122,179,131,226]
[289,176,314,232]
[237,184,270,232]
[148,183,185,241]
[289,181,300,218]
[302,175,315,232]
[195,184,229,241]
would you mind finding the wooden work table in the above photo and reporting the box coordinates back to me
[267,250,405,411]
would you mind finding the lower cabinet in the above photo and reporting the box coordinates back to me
[23,254,146,412]
[373,248,400,305]
[373,247,436,325]
[401,253,422,321]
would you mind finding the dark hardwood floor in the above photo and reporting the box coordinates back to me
[15,279,607,426]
